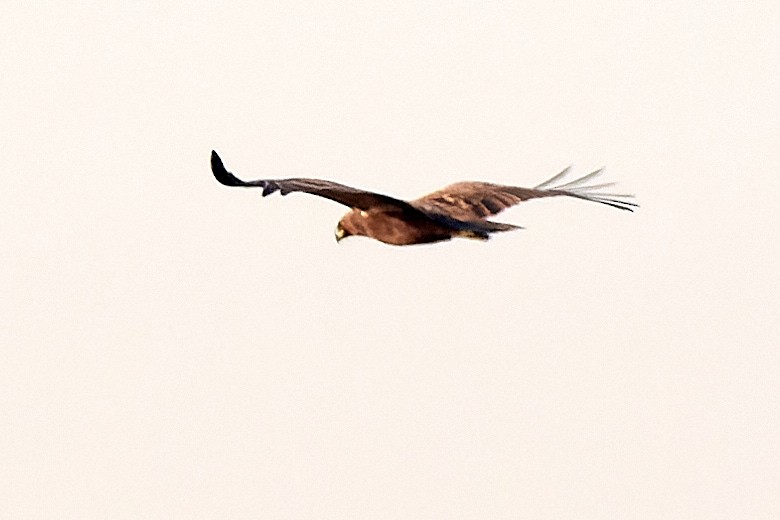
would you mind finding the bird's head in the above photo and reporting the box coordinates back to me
[336,210,367,243]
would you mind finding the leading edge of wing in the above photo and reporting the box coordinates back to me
[210,150,416,212]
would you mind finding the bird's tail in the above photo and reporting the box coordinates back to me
[458,220,522,240]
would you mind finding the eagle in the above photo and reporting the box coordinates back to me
[211,150,636,246]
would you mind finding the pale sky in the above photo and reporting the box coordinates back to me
[2,2,779,519]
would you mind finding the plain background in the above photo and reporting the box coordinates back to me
[2,2,778,519]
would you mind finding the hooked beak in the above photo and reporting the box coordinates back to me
[335,225,347,243]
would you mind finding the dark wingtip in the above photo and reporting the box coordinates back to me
[210,150,246,187]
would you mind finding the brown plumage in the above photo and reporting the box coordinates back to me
[211,150,636,246]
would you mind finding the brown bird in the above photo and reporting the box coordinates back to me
[211,150,636,246]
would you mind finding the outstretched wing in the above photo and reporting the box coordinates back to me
[410,166,637,220]
[211,150,413,212]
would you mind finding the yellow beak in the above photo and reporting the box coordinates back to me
[335,226,346,242]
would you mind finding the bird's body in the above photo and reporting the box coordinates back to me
[211,150,636,246]
[337,209,453,245]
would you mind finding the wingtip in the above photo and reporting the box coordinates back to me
[210,150,246,187]
[210,149,223,171]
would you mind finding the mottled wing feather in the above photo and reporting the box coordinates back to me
[411,167,637,220]
[411,182,539,220]
[211,150,412,212]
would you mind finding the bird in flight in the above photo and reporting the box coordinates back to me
[211,150,636,246]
